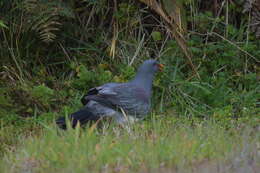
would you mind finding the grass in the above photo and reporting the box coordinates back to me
[0,1,259,172]
[0,115,259,173]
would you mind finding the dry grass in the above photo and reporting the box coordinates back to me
[0,116,259,173]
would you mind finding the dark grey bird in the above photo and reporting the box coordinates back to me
[56,59,164,129]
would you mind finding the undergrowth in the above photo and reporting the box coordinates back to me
[0,0,259,171]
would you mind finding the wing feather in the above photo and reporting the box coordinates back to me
[84,83,150,116]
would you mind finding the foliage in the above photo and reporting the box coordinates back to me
[20,0,75,43]
[72,64,113,90]
[0,20,8,29]
[0,0,259,169]
[31,85,54,105]
[0,0,258,116]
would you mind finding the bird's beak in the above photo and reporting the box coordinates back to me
[157,63,164,71]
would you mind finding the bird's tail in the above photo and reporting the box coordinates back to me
[56,108,100,130]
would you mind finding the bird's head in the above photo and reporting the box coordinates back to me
[137,59,164,74]
[132,59,164,91]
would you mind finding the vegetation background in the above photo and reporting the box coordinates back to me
[0,0,259,172]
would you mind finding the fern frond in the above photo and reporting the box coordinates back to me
[21,0,74,43]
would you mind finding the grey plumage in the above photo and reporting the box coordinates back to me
[56,59,162,129]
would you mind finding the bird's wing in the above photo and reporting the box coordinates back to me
[83,83,150,116]
[81,83,119,105]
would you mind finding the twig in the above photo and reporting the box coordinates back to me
[137,0,200,79]
[211,32,260,63]
[129,34,145,66]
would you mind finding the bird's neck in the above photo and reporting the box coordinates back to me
[131,72,154,95]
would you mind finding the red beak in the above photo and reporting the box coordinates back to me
[157,63,164,71]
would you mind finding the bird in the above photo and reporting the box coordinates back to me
[56,59,164,129]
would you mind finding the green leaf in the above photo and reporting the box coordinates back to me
[151,31,162,41]
[0,20,8,29]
